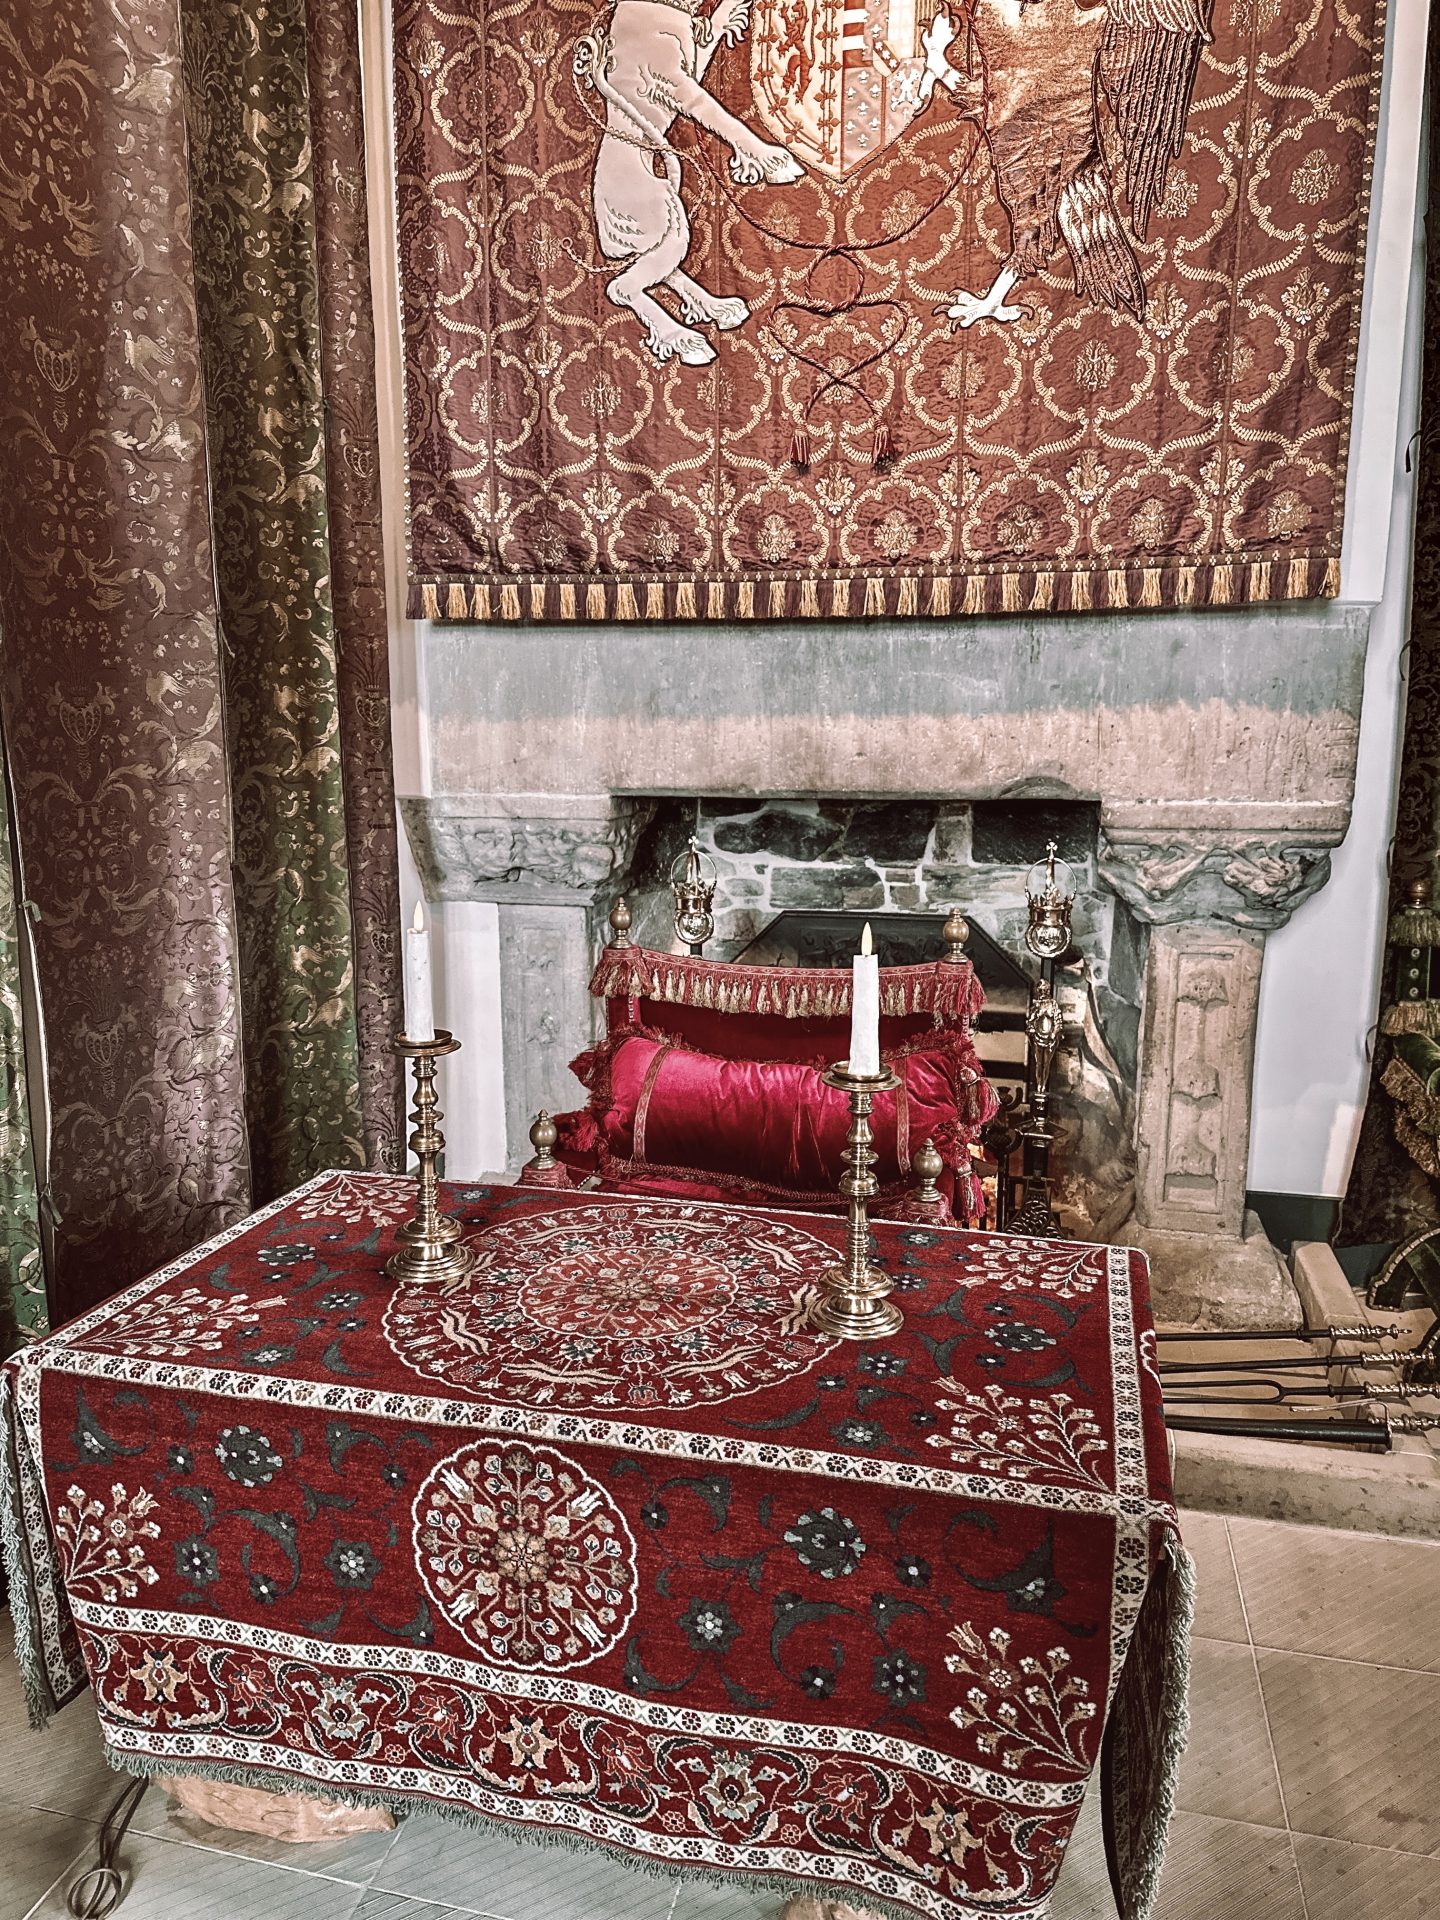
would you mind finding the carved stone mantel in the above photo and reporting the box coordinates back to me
[400,794,655,907]
[404,603,1373,1313]
[1098,810,1344,931]
[400,795,656,1161]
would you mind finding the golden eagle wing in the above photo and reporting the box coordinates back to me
[1098,0,1214,239]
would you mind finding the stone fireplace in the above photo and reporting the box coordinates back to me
[402,597,1371,1328]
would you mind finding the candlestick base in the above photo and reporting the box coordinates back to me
[386,1030,476,1287]
[809,1062,904,1343]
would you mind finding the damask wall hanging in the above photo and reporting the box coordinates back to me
[393,0,1385,622]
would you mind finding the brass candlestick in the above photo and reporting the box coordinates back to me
[386,1030,476,1285]
[810,1062,904,1342]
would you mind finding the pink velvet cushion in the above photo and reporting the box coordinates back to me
[566,1029,996,1204]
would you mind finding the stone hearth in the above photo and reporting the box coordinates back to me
[402,599,1372,1327]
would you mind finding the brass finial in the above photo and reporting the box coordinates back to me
[941,908,969,963]
[670,836,717,952]
[608,897,632,949]
[1407,874,1433,908]
[912,1137,944,1204]
[527,1109,558,1171]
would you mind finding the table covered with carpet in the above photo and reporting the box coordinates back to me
[1,1174,1191,1920]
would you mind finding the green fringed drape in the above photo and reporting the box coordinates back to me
[0,0,404,1321]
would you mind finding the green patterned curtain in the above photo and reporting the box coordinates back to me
[0,787,42,1355]
[179,0,404,1203]
[181,0,363,1200]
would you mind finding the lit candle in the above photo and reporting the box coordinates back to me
[405,900,435,1043]
[849,921,880,1076]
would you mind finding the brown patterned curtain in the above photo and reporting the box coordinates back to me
[1339,41,1440,1248]
[0,0,403,1324]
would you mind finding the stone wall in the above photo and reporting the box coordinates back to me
[621,794,1144,1072]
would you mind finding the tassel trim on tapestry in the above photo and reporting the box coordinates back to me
[408,555,1343,622]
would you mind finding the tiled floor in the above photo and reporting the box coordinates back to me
[3,1509,1437,1920]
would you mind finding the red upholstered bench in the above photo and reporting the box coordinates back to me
[525,903,999,1226]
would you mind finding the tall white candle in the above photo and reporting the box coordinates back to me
[849,921,880,1076]
[405,900,435,1042]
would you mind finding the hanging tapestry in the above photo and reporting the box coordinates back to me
[392,0,1385,622]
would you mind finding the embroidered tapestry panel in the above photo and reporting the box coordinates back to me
[2,1175,1186,1920]
[392,0,1385,621]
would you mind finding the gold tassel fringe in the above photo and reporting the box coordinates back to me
[675,581,697,619]
[1070,571,1092,611]
[500,583,522,620]
[421,583,440,619]
[897,577,918,616]
[529,584,545,620]
[962,573,986,615]
[1029,572,1054,611]
[1001,572,1022,612]
[1382,1001,1440,1037]
[1106,568,1129,609]
[769,580,787,617]
[615,582,638,620]
[800,578,820,617]
[737,581,755,618]
[929,576,951,616]
[1324,556,1341,595]
[646,582,665,619]
[1286,556,1309,598]
[559,583,577,619]
[707,581,726,619]
[1248,561,1271,601]
[473,583,492,620]
[864,576,886,616]
[1209,564,1234,605]
[1140,567,1162,608]
[1176,566,1196,606]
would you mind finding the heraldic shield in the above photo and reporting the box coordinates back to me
[749,0,939,180]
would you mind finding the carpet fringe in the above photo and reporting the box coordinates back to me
[101,1749,957,1920]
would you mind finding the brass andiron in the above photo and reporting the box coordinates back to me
[810,1062,904,1341]
[386,1030,477,1285]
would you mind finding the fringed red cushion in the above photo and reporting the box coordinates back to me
[563,1027,997,1212]
[592,947,984,1064]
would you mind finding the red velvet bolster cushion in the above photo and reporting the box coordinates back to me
[566,1029,996,1203]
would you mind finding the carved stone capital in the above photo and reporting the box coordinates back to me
[401,794,656,905]
[1099,827,1336,930]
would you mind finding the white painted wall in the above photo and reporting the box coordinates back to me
[1248,0,1431,1197]
[361,0,508,1174]
[359,0,1432,1193]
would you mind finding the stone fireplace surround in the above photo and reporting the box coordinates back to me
[402,598,1372,1328]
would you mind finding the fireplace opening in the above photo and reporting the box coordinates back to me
[614,796,1146,1237]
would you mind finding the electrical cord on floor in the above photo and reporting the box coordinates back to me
[66,1775,148,1918]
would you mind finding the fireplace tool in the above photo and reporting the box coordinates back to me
[1155,1323,1400,1345]
[1161,1379,1435,1406]
[1159,1350,1402,1376]
[1161,1412,1440,1449]
[1008,843,1075,1238]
